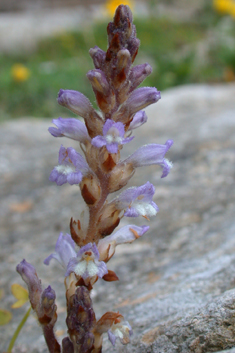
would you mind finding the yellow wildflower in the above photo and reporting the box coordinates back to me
[105,0,134,17]
[213,0,234,14]
[231,2,235,17]
[11,284,29,309]
[11,64,30,82]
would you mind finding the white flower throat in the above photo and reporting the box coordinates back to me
[105,127,123,144]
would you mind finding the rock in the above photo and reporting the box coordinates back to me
[1,83,235,353]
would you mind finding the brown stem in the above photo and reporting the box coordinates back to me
[43,325,61,353]
[86,171,110,243]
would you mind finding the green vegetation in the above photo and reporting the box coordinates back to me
[0,8,235,119]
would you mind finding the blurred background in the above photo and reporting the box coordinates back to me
[1,2,235,350]
[0,0,235,119]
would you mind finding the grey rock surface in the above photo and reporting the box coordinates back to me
[0,83,235,353]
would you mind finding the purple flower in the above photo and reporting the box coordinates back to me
[49,145,90,186]
[98,224,149,261]
[116,181,158,218]
[16,259,42,311]
[16,260,41,291]
[91,119,134,153]
[89,46,106,70]
[57,89,94,118]
[48,117,90,144]
[108,319,133,346]
[65,243,108,279]
[129,63,152,91]
[123,87,161,115]
[124,139,173,178]
[41,286,56,309]
[128,111,148,131]
[44,233,76,269]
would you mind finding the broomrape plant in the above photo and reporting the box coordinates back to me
[16,5,173,352]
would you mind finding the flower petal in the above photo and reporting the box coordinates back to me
[128,111,148,130]
[44,233,76,269]
[48,117,90,143]
[49,145,90,186]
[123,87,161,115]
[113,182,158,218]
[124,140,173,177]
[98,224,149,261]
[91,120,134,153]
[57,89,94,117]
[65,243,108,279]
[108,319,133,346]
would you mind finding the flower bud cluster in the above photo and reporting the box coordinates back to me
[17,5,173,353]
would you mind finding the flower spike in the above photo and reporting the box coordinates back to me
[17,5,173,352]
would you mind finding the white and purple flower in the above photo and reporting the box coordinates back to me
[124,139,173,178]
[91,119,134,153]
[65,243,108,279]
[48,117,91,144]
[98,224,149,262]
[49,145,91,186]
[44,233,76,269]
[108,318,133,346]
[114,182,158,218]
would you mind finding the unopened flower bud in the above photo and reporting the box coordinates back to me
[41,286,56,310]
[16,260,42,311]
[117,49,131,70]
[57,89,93,118]
[87,69,110,95]
[80,174,101,206]
[112,49,131,89]
[129,63,152,91]
[106,5,138,64]
[39,285,57,326]
[113,87,160,124]
[125,87,161,115]
[113,5,133,31]
[89,46,106,69]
